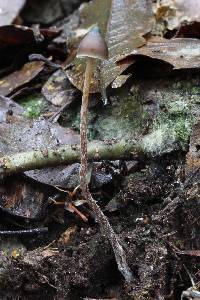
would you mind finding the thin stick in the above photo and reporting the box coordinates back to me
[0,227,48,236]
[0,140,141,178]
[79,58,133,282]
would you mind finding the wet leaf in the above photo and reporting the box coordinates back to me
[118,38,200,70]
[66,0,154,92]
[0,119,79,155]
[26,161,113,189]
[42,70,77,107]
[0,61,44,96]
[0,0,26,26]
[0,177,52,220]
[0,117,80,186]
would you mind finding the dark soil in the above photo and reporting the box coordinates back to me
[0,152,199,300]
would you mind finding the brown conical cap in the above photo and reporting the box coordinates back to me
[77,25,108,60]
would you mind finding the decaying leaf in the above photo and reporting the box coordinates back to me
[0,25,43,46]
[66,0,154,92]
[0,117,80,186]
[0,24,60,47]
[0,119,79,155]
[42,69,77,107]
[0,0,26,26]
[112,74,131,89]
[0,61,44,96]
[0,95,24,122]
[26,161,113,189]
[0,177,52,220]
[153,0,200,31]
[117,38,200,70]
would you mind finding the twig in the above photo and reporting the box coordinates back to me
[0,227,48,236]
[0,140,142,178]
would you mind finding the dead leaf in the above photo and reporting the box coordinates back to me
[0,61,44,96]
[42,70,77,107]
[0,117,80,187]
[112,74,131,89]
[66,0,154,92]
[117,38,200,70]
[153,0,200,30]
[0,177,52,220]
[0,25,43,46]
[0,95,24,122]
[0,25,60,47]
[0,0,26,26]
[0,119,79,155]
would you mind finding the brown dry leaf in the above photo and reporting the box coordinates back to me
[66,0,154,92]
[153,0,200,30]
[117,38,200,70]
[0,0,26,26]
[0,61,44,96]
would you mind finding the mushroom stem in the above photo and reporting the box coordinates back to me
[79,58,133,282]
[79,57,95,188]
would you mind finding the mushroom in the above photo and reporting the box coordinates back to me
[77,25,108,195]
[77,26,133,282]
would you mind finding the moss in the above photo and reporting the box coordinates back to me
[59,75,200,156]
[19,94,48,119]
[95,93,148,140]
[142,96,195,155]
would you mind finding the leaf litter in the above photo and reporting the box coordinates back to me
[0,0,200,298]
[66,0,155,92]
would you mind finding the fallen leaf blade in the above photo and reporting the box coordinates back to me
[117,38,200,70]
[66,0,155,92]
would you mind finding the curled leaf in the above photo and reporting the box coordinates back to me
[117,38,200,70]
[66,0,154,92]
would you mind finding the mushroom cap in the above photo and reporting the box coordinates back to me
[77,25,108,60]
